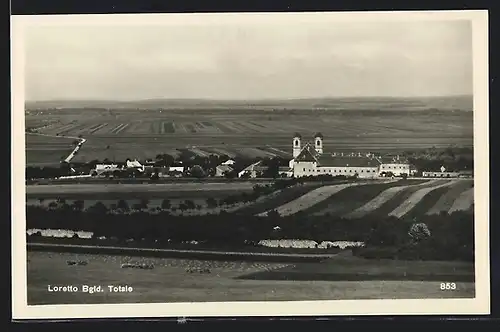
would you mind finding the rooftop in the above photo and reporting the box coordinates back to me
[294,144,319,163]
[317,155,381,168]
[216,165,233,171]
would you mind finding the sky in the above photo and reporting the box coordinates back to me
[24,16,473,101]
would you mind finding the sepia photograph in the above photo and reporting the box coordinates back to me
[11,10,489,319]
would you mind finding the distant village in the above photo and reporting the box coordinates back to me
[55,132,473,180]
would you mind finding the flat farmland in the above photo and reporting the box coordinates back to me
[25,182,258,200]
[27,250,474,305]
[25,108,473,164]
[25,134,77,166]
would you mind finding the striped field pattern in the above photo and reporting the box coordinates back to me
[26,179,474,220]
[246,179,474,219]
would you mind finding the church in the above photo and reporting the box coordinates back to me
[289,133,413,178]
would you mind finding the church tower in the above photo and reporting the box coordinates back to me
[314,132,323,154]
[293,133,302,158]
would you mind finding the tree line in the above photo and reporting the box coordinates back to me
[26,194,474,262]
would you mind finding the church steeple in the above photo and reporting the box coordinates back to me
[314,132,323,154]
[293,133,302,158]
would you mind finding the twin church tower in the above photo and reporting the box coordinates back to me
[292,132,323,158]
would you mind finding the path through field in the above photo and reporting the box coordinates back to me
[388,180,459,218]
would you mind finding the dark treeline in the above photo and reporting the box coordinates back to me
[405,146,473,172]
[26,199,474,262]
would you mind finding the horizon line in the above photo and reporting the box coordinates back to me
[26,94,473,104]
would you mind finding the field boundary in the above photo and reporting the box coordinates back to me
[27,242,339,262]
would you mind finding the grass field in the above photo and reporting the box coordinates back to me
[26,179,474,218]
[25,105,473,165]
[27,250,474,305]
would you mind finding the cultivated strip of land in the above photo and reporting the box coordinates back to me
[257,181,395,217]
[388,180,459,218]
[448,187,475,213]
[426,180,474,215]
[343,180,437,219]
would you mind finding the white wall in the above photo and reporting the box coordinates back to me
[379,163,410,176]
[293,162,378,178]
[293,161,317,177]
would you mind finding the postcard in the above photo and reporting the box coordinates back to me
[11,10,490,319]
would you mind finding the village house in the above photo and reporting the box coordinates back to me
[215,164,233,177]
[221,159,236,166]
[238,161,267,178]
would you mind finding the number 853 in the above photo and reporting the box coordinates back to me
[440,282,457,290]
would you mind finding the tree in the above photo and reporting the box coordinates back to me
[190,165,205,178]
[184,199,196,210]
[206,197,218,209]
[72,200,85,212]
[161,199,171,210]
[408,223,431,244]
[139,199,150,210]
[224,170,238,178]
[117,199,129,211]
[87,201,108,214]
[261,157,280,178]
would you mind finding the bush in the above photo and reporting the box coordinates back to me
[408,223,431,243]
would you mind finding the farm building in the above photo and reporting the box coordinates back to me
[375,156,414,176]
[126,159,144,171]
[238,161,267,178]
[236,161,292,178]
[215,164,233,177]
[169,166,184,173]
[95,163,119,171]
[459,170,473,178]
[422,171,460,178]
[290,133,414,178]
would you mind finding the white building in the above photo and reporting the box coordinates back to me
[238,161,266,178]
[376,156,413,177]
[290,133,413,178]
[215,164,233,177]
[95,164,119,171]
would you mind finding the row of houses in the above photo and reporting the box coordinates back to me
[89,133,472,180]
[92,159,185,177]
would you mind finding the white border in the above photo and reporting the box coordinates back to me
[11,10,490,319]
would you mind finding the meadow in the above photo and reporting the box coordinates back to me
[25,103,474,165]
[27,250,474,305]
